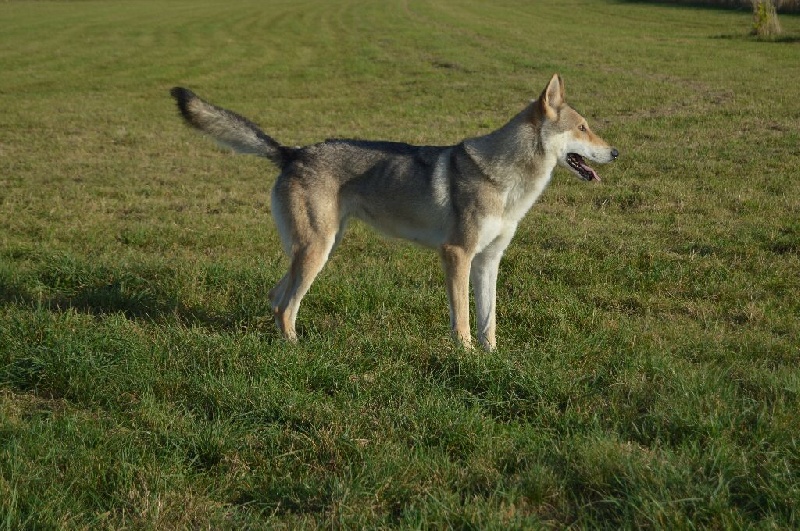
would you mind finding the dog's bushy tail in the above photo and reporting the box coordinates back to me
[170,87,293,168]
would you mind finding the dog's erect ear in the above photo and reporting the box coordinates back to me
[538,74,565,120]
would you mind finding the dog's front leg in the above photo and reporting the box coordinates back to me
[470,232,513,350]
[440,244,473,348]
[470,253,501,351]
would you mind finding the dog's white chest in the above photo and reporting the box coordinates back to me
[475,216,513,254]
[505,165,555,222]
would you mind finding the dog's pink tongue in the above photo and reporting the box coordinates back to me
[582,160,600,182]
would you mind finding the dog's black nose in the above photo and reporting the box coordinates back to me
[611,148,619,159]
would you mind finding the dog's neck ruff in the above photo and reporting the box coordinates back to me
[463,106,556,220]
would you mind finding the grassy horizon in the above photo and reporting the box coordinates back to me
[1,0,799,527]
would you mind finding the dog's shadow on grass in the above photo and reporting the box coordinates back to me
[0,272,274,334]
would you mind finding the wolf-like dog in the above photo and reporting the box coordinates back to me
[170,74,618,349]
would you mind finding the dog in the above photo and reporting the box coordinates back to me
[170,74,618,349]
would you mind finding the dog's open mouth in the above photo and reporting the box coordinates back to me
[566,153,600,182]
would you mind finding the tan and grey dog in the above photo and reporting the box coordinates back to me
[170,74,618,349]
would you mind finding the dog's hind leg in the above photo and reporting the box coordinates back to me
[273,234,337,341]
[268,273,289,312]
[269,176,347,341]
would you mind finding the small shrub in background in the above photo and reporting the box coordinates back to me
[752,0,782,37]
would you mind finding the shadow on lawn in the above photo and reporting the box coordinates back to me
[0,267,273,333]
[711,32,800,42]
[615,0,800,14]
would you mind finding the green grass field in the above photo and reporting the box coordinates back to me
[1,0,799,527]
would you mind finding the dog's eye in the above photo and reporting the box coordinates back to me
[579,124,587,132]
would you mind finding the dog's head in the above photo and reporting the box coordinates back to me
[536,74,618,182]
